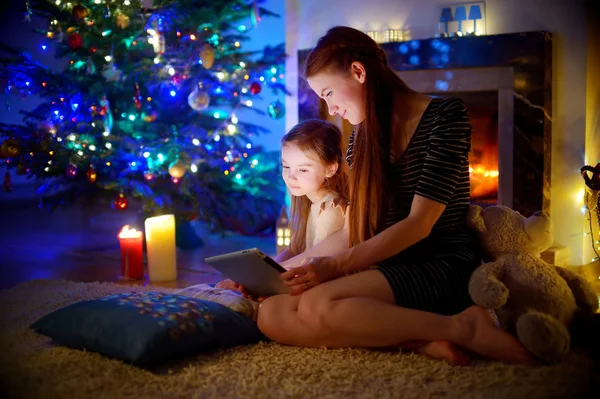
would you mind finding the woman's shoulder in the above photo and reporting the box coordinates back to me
[434,96,468,115]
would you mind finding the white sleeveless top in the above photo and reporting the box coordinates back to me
[305,192,347,250]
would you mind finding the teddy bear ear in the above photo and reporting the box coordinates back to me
[467,205,487,233]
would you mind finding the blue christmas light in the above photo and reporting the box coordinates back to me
[170,90,176,96]
[41,45,47,51]
[238,25,247,32]
[246,143,252,149]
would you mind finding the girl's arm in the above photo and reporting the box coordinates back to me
[281,211,349,268]
[273,248,294,264]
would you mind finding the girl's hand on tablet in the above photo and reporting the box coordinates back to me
[216,279,269,302]
[215,279,242,291]
[239,285,270,303]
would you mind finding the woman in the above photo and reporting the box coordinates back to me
[256,26,532,365]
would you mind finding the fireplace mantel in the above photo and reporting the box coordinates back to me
[298,31,552,216]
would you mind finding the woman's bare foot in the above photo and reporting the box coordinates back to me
[452,306,534,365]
[401,340,471,365]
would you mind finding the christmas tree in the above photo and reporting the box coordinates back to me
[0,0,287,234]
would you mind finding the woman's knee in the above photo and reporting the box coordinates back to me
[296,287,336,332]
[256,296,284,338]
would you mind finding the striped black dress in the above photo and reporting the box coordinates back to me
[346,97,481,315]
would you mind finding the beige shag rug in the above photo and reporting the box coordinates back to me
[0,279,595,399]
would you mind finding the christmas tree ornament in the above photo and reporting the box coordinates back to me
[3,171,12,192]
[267,100,284,119]
[37,120,57,135]
[40,138,52,151]
[24,0,32,22]
[101,60,122,82]
[16,159,27,175]
[87,165,97,183]
[115,13,130,29]
[99,96,113,134]
[103,4,111,19]
[168,159,186,178]
[0,139,21,158]
[187,86,210,111]
[113,194,129,210]
[54,25,64,42]
[150,16,166,55]
[86,57,96,74]
[199,44,215,69]
[143,109,157,122]
[72,4,89,22]
[250,81,261,95]
[67,33,83,50]
[65,163,78,178]
[251,0,261,27]
[133,83,142,110]
[143,171,155,181]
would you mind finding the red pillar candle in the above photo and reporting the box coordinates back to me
[118,225,144,280]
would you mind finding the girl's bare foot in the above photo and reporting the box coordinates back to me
[452,306,534,365]
[401,340,471,365]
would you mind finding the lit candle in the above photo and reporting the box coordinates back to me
[118,225,144,280]
[144,214,177,282]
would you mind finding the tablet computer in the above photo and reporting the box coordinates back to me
[204,248,290,296]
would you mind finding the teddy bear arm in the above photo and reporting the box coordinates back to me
[469,260,509,309]
[554,266,599,313]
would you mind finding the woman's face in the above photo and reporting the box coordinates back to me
[307,63,366,125]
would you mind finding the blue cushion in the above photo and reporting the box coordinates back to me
[30,291,264,365]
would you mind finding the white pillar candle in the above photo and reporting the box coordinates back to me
[144,214,177,282]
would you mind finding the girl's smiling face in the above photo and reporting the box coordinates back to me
[281,142,335,202]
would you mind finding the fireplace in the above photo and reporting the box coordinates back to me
[298,32,552,216]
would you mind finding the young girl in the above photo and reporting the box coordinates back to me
[216,119,349,292]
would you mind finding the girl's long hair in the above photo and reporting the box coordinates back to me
[304,26,413,247]
[282,119,349,255]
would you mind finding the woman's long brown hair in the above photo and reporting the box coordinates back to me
[304,26,413,247]
[282,119,349,255]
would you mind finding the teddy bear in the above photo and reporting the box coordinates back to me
[467,205,599,363]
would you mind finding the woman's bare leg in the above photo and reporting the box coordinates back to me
[258,270,532,365]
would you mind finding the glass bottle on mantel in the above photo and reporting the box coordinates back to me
[276,205,291,254]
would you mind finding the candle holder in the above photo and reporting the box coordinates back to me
[118,225,144,280]
[276,206,291,254]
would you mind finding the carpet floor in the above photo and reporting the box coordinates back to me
[0,279,595,399]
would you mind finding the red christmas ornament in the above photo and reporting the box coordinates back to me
[113,194,128,210]
[98,106,107,116]
[3,171,12,192]
[67,33,83,50]
[66,163,78,178]
[249,81,261,95]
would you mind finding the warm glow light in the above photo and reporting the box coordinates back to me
[468,164,498,178]
[119,225,142,239]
